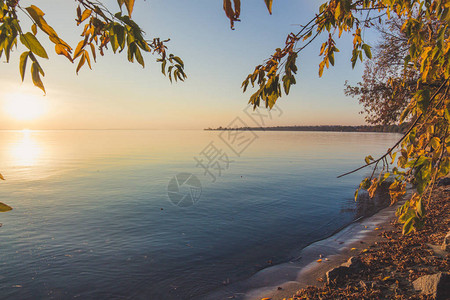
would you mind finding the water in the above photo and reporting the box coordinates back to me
[0,130,400,299]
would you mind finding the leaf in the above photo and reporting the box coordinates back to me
[402,217,415,235]
[365,155,374,164]
[172,56,184,68]
[125,0,135,16]
[134,46,144,67]
[80,9,92,22]
[76,54,86,74]
[362,44,372,59]
[0,173,4,180]
[20,32,48,59]
[73,40,85,60]
[0,202,12,212]
[55,44,72,62]
[416,198,424,218]
[84,50,92,69]
[89,43,96,62]
[264,0,273,14]
[31,61,45,94]
[19,51,30,82]
[223,0,240,29]
[113,25,125,50]
[31,24,37,35]
[25,5,45,19]
[233,0,241,16]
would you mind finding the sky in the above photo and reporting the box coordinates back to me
[0,0,379,130]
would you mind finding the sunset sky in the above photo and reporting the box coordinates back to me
[0,0,377,130]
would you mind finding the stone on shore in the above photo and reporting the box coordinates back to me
[326,256,364,285]
[412,272,450,300]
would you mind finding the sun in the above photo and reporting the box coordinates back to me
[4,93,47,121]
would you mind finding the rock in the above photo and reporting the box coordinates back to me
[326,257,365,285]
[441,231,450,251]
[326,266,350,285]
[342,256,364,270]
[412,272,450,300]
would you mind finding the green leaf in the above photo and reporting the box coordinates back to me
[172,56,184,68]
[416,198,424,218]
[362,44,372,59]
[402,216,415,235]
[364,155,374,164]
[31,61,45,93]
[0,202,12,212]
[19,51,30,82]
[134,46,144,67]
[20,32,48,59]
[114,24,125,50]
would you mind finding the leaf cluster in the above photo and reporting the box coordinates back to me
[0,0,186,94]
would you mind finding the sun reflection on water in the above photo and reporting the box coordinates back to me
[9,130,43,167]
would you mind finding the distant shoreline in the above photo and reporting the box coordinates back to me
[204,124,409,133]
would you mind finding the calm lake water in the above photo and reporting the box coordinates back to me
[0,130,400,299]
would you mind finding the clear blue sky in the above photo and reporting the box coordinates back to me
[0,0,377,129]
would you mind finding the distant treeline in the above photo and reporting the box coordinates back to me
[205,124,410,133]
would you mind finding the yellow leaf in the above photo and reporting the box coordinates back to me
[89,43,96,62]
[264,0,273,14]
[0,173,5,180]
[76,54,86,74]
[83,50,92,69]
[350,248,356,251]
[317,259,322,262]
[0,202,12,212]
[80,9,92,22]
[55,44,72,62]
[73,40,85,60]
[125,0,135,16]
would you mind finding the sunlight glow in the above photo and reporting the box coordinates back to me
[9,130,42,167]
[4,93,47,121]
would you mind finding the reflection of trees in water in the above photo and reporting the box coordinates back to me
[341,181,392,219]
